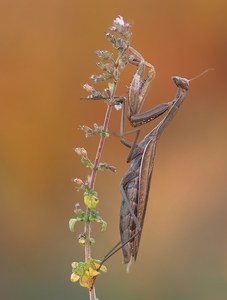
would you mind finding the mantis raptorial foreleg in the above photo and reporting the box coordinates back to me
[119,95,174,162]
[126,47,173,126]
[118,49,174,162]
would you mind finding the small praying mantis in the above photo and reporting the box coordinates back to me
[100,49,212,270]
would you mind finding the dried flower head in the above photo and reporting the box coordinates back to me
[74,147,88,158]
[95,50,113,61]
[110,15,131,41]
[114,15,125,26]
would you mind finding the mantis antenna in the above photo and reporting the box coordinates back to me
[189,68,214,82]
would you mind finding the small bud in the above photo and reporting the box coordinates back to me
[90,74,105,83]
[78,234,86,246]
[110,25,117,32]
[116,38,126,50]
[99,265,107,272]
[73,178,84,186]
[79,125,94,138]
[71,273,80,283]
[74,203,81,214]
[75,203,80,210]
[95,50,113,60]
[105,32,117,47]
[113,15,125,26]
[74,147,87,158]
[89,237,95,245]
[82,83,96,94]
[96,62,106,70]
[93,123,105,135]
[103,63,114,74]
[71,262,78,268]
[100,131,109,138]
[103,72,113,80]
[81,93,106,100]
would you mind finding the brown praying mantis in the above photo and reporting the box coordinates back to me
[99,48,212,270]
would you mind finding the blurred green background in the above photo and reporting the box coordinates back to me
[1,0,227,299]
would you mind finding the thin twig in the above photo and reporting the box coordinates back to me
[84,47,128,300]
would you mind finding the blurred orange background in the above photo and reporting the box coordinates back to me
[1,1,227,299]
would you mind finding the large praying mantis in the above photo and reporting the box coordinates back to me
[100,48,193,270]
[98,49,211,271]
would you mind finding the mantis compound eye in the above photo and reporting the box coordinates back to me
[172,76,189,91]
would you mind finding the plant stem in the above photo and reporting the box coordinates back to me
[84,48,127,300]
[86,105,112,300]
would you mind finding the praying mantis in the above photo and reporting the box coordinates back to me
[88,47,211,271]
[100,48,193,270]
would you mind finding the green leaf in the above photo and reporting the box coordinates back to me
[69,218,81,232]
[81,157,94,169]
[89,237,95,245]
[100,131,109,138]
[101,220,107,231]
[108,82,114,93]
[89,209,97,221]
[79,211,88,221]
[88,210,107,231]
[97,162,116,172]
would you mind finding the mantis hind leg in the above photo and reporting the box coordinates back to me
[99,230,141,268]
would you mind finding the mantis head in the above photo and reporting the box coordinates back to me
[172,68,214,91]
[172,76,189,91]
